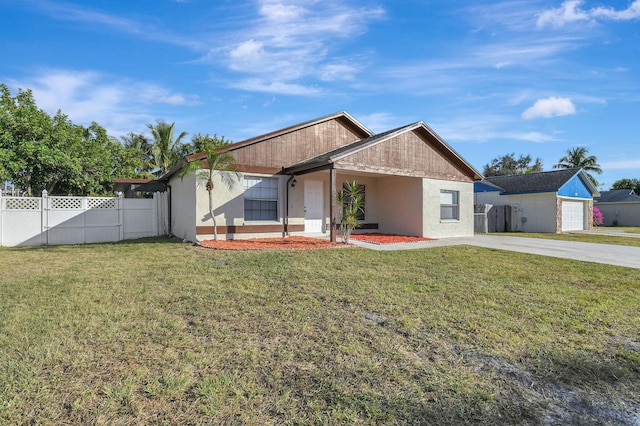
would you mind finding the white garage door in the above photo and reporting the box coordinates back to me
[562,201,585,232]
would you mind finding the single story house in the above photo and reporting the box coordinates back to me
[161,111,482,242]
[474,168,599,233]
[594,189,640,226]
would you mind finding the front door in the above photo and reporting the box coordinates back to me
[304,180,324,233]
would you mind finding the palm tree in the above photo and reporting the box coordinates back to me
[336,180,364,244]
[121,132,155,177]
[147,121,188,175]
[553,147,602,186]
[179,136,239,240]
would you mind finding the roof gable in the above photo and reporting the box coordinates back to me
[283,122,482,182]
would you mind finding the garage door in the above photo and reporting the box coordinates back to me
[562,201,585,232]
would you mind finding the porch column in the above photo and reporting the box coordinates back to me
[329,167,337,242]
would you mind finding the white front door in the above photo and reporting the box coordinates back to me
[304,180,324,233]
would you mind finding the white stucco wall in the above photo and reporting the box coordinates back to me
[169,173,197,242]
[499,193,558,233]
[423,178,474,238]
[195,172,288,240]
[596,202,640,226]
[378,176,423,236]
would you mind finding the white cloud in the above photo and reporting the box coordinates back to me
[228,78,320,96]
[8,69,199,136]
[521,97,576,119]
[357,112,406,134]
[537,0,640,28]
[600,159,640,170]
[219,1,385,95]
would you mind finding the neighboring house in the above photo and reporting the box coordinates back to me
[474,169,599,233]
[114,178,167,198]
[161,111,482,242]
[594,189,640,226]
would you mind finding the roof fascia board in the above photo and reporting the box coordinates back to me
[575,169,600,197]
[328,121,483,181]
[501,190,557,196]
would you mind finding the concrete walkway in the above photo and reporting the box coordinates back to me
[351,235,640,269]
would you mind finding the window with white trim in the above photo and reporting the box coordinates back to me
[243,176,278,221]
[440,190,459,220]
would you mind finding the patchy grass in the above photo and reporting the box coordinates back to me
[492,231,640,247]
[1,239,639,424]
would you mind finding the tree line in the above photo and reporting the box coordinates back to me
[0,84,227,196]
[484,150,639,193]
[2,83,639,196]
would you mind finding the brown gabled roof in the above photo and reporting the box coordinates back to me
[185,111,372,164]
[282,121,483,181]
[162,111,372,181]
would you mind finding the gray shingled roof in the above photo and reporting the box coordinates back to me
[483,168,582,194]
[596,189,640,203]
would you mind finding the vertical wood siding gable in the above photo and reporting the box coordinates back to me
[231,118,365,169]
[335,130,474,182]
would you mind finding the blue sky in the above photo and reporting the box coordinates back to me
[1,0,639,189]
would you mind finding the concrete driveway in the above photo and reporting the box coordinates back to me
[351,235,640,269]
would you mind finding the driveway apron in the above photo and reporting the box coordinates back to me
[351,235,640,269]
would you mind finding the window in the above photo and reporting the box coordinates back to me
[440,190,459,220]
[244,176,278,221]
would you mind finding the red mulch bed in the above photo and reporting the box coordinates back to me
[198,236,350,250]
[348,233,435,245]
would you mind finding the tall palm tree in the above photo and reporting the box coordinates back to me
[147,121,188,175]
[179,137,239,240]
[553,147,602,186]
[121,132,155,177]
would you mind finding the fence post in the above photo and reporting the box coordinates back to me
[0,188,3,246]
[152,192,159,237]
[41,190,49,245]
[117,192,124,241]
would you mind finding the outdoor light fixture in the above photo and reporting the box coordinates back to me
[291,178,297,187]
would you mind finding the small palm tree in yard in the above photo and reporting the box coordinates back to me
[337,180,364,244]
[179,136,239,240]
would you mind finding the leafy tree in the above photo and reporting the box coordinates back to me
[553,147,602,186]
[336,180,364,244]
[178,135,239,240]
[1,84,136,195]
[1,85,83,195]
[179,133,232,157]
[611,178,640,194]
[147,121,188,175]
[483,153,543,176]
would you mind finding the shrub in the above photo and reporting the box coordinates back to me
[593,206,604,226]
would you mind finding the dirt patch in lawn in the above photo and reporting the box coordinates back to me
[349,233,435,245]
[198,236,351,250]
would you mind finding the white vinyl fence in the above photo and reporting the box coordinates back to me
[0,190,168,247]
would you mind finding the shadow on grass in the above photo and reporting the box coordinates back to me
[0,236,186,252]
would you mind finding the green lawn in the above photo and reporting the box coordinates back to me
[1,239,639,424]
